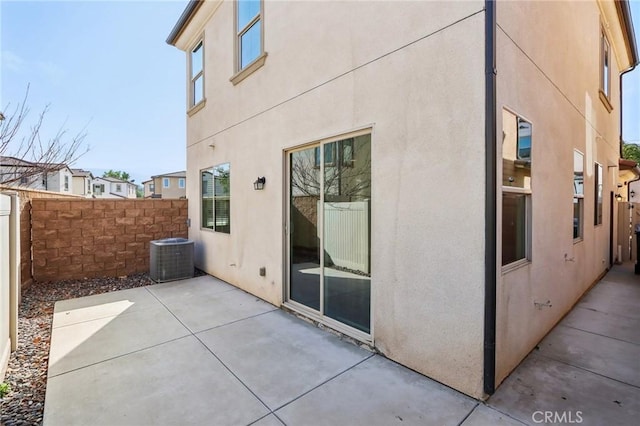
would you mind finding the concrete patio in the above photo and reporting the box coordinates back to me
[43,264,640,425]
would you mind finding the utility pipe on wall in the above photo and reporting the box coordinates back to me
[8,192,20,351]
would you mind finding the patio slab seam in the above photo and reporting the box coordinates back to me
[271,353,376,412]
[531,351,640,389]
[471,403,529,426]
[247,413,285,426]
[51,303,163,330]
[454,402,479,426]
[192,309,279,335]
[47,334,192,379]
[557,323,640,346]
[190,332,273,413]
[144,284,279,335]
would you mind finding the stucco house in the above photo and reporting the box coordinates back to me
[0,156,74,193]
[142,171,186,199]
[167,0,637,399]
[71,168,94,198]
[92,176,137,199]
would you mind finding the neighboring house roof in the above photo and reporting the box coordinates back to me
[100,176,134,185]
[0,156,71,172]
[166,0,202,45]
[151,171,186,179]
[71,168,94,178]
[0,156,36,167]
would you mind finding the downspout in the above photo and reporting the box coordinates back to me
[619,65,637,159]
[618,0,638,158]
[483,0,497,396]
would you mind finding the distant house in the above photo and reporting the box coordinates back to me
[71,169,94,198]
[0,156,74,193]
[92,176,137,199]
[142,171,186,199]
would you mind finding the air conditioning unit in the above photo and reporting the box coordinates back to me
[150,238,194,282]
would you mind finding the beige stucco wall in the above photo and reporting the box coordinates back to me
[71,176,91,197]
[495,0,631,385]
[154,176,186,199]
[177,0,486,397]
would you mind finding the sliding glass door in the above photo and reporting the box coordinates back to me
[287,134,371,335]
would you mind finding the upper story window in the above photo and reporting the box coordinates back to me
[237,0,262,69]
[190,40,204,107]
[502,109,532,268]
[573,150,584,241]
[231,0,267,85]
[179,178,185,189]
[163,177,170,188]
[64,175,69,191]
[600,29,613,112]
[116,183,122,192]
[149,183,155,193]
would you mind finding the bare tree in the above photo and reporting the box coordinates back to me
[291,141,371,201]
[0,85,89,186]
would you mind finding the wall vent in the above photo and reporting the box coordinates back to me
[149,238,194,282]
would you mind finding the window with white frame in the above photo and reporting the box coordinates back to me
[163,178,170,188]
[179,178,185,188]
[594,163,603,225]
[502,109,532,267]
[190,40,204,107]
[599,29,613,112]
[237,0,262,70]
[116,183,122,192]
[64,175,69,191]
[573,150,584,241]
[201,164,230,233]
[601,30,611,99]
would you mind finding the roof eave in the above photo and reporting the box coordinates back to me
[616,0,639,67]
[166,0,202,46]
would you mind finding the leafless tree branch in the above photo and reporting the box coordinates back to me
[0,85,89,186]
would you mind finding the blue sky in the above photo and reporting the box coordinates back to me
[624,1,640,144]
[1,0,188,185]
[1,0,640,186]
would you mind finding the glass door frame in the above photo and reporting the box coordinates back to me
[283,129,373,344]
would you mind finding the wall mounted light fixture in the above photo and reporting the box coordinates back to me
[253,177,266,190]
[615,193,623,201]
[631,190,636,198]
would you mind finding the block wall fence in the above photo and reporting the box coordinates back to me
[31,199,188,281]
[0,186,81,290]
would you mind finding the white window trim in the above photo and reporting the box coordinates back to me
[599,28,613,112]
[231,0,267,85]
[188,38,205,112]
[501,187,533,273]
[163,178,170,188]
[179,178,185,188]
[573,149,585,243]
[501,109,533,272]
[594,162,603,226]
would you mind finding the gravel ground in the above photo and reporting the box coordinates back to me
[0,274,156,426]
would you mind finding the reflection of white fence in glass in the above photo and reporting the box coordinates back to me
[321,201,369,274]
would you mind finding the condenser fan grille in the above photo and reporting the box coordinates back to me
[150,238,194,282]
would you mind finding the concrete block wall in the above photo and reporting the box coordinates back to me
[0,186,82,290]
[31,199,188,281]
